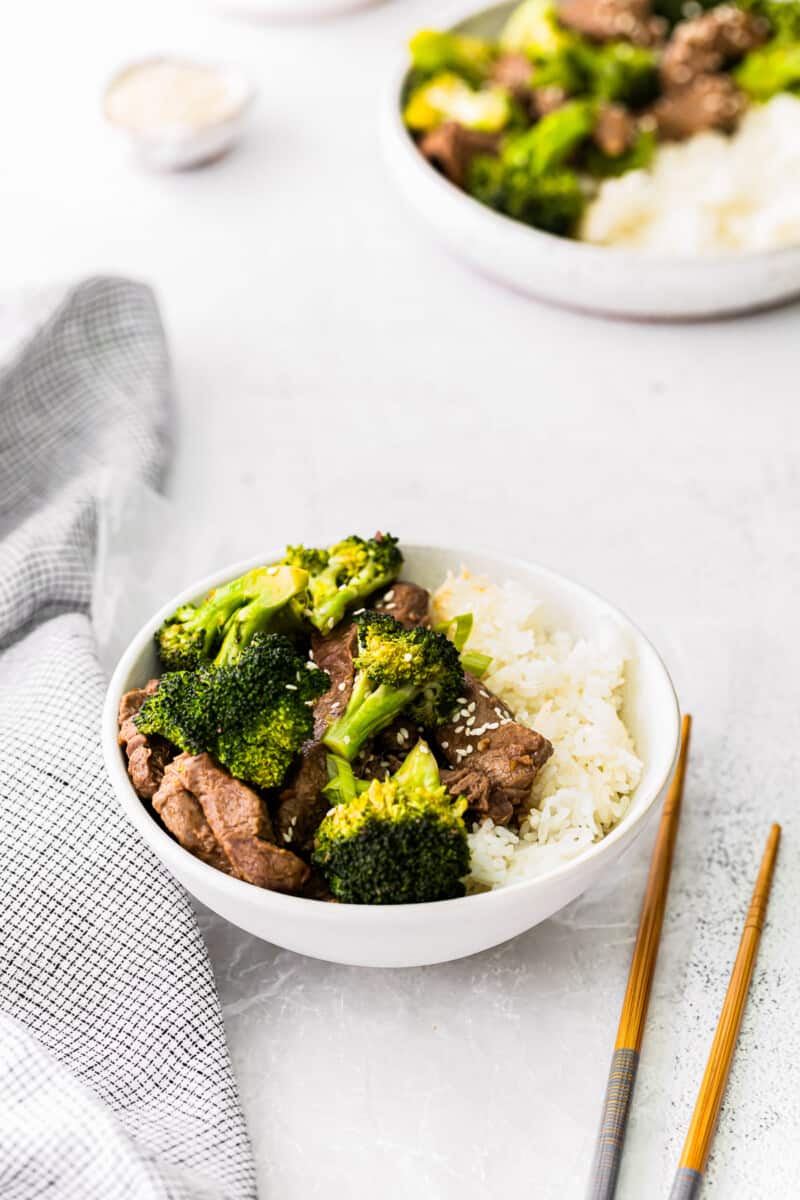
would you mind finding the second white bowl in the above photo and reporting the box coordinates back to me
[382,2,800,320]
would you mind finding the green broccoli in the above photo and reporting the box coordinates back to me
[572,41,659,106]
[156,564,308,671]
[283,533,402,633]
[313,741,469,904]
[322,612,464,761]
[404,73,513,133]
[409,29,495,86]
[136,633,329,789]
[504,99,596,173]
[735,40,800,99]
[468,154,586,235]
[499,0,573,59]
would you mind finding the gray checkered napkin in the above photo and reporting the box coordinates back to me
[0,278,256,1200]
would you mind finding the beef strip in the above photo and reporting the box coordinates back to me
[433,674,553,823]
[117,679,173,800]
[153,757,235,875]
[441,763,515,827]
[418,122,500,188]
[649,73,745,140]
[660,5,768,90]
[593,103,638,157]
[275,740,329,855]
[177,753,310,894]
[558,0,667,48]
[491,52,536,99]
[371,580,431,629]
[310,620,358,739]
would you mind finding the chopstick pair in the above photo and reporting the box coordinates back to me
[586,715,781,1200]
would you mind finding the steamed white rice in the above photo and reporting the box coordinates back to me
[431,571,642,891]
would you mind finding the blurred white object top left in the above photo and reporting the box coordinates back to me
[104,58,255,170]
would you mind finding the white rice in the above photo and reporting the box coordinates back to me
[431,570,643,891]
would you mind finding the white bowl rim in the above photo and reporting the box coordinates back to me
[384,0,800,268]
[102,543,680,922]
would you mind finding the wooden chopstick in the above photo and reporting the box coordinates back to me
[586,713,692,1200]
[668,822,781,1200]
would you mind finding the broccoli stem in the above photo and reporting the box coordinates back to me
[323,675,417,761]
[312,565,386,633]
[392,740,440,792]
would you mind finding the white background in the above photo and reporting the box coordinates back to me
[6,1,799,1197]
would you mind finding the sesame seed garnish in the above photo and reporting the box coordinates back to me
[441,740,449,749]
[286,684,297,691]
[383,589,395,602]
[403,652,413,662]
[467,702,476,713]
[327,617,335,629]
[343,735,351,745]
[353,608,365,615]
[338,681,347,691]
[454,725,464,734]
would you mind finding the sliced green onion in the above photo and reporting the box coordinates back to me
[461,650,492,679]
[434,612,474,653]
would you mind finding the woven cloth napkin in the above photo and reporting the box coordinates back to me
[0,278,256,1200]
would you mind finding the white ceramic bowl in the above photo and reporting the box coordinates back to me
[382,2,800,320]
[103,545,680,968]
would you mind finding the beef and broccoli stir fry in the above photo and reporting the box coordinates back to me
[117,534,553,904]
[402,0,800,237]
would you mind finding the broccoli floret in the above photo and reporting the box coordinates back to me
[468,155,586,235]
[136,633,329,789]
[283,533,402,633]
[404,73,513,133]
[409,29,495,86]
[465,100,593,235]
[499,0,572,59]
[572,41,658,106]
[504,99,596,173]
[156,564,308,671]
[313,741,469,904]
[735,40,800,99]
[322,612,464,761]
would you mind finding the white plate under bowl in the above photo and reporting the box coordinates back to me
[103,545,680,968]
[382,1,800,320]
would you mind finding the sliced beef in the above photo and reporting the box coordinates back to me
[275,741,329,855]
[310,620,358,739]
[117,680,173,800]
[371,580,431,629]
[593,103,637,157]
[660,5,768,90]
[418,122,500,188]
[441,763,515,827]
[491,52,536,99]
[434,674,553,822]
[153,757,235,875]
[177,753,310,894]
[558,0,667,48]
[650,73,745,140]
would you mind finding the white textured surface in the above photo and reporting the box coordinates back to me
[6,0,800,1196]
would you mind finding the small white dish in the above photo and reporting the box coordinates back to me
[382,1,800,319]
[104,58,254,171]
[103,545,679,968]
